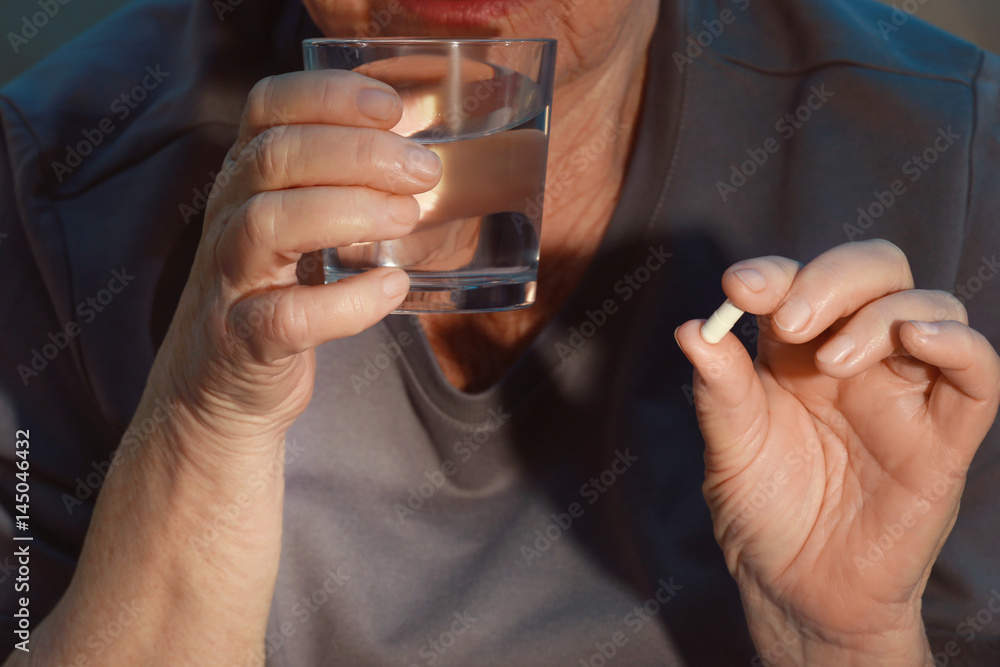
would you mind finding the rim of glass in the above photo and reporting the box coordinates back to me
[303,37,555,46]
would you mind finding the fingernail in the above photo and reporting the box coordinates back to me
[816,333,854,365]
[773,296,812,333]
[405,145,441,180]
[674,326,681,347]
[357,88,399,121]
[388,196,418,226]
[734,268,767,292]
[382,271,410,298]
[910,320,941,337]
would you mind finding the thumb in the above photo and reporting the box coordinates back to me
[675,318,770,475]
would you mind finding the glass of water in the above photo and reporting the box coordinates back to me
[303,38,557,313]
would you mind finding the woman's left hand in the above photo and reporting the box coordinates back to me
[676,239,1000,665]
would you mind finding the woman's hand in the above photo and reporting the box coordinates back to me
[25,70,442,666]
[153,69,441,457]
[676,240,1000,665]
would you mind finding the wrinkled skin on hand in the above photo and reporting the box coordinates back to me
[677,239,1000,663]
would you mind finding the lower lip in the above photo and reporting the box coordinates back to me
[395,0,526,26]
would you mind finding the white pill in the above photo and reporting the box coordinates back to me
[700,299,745,344]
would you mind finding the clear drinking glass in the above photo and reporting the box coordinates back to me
[303,38,557,313]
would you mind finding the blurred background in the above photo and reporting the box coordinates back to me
[1,0,999,86]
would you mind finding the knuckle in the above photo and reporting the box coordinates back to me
[346,188,371,234]
[809,261,846,295]
[317,74,348,115]
[228,300,271,360]
[773,257,804,283]
[245,76,277,128]
[251,125,292,184]
[871,239,912,281]
[210,202,244,280]
[354,130,375,164]
[268,293,300,351]
[928,289,968,322]
[241,192,281,252]
[740,255,800,284]
[870,305,895,335]
[353,129,380,171]
[869,238,905,259]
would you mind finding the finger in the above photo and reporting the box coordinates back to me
[722,239,914,342]
[899,320,1000,445]
[232,70,403,158]
[812,290,968,377]
[229,267,410,363]
[218,124,441,208]
[218,187,421,288]
[675,320,770,475]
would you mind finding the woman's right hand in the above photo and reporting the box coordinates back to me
[151,70,442,456]
[14,71,443,667]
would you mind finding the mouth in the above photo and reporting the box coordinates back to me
[394,0,527,27]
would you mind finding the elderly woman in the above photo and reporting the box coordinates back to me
[3,0,1000,664]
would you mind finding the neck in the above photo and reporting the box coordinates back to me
[536,9,657,291]
[418,9,659,392]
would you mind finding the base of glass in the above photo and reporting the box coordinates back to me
[325,269,537,313]
[395,281,536,313]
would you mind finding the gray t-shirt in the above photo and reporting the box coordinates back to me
[3,0,1000,664]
